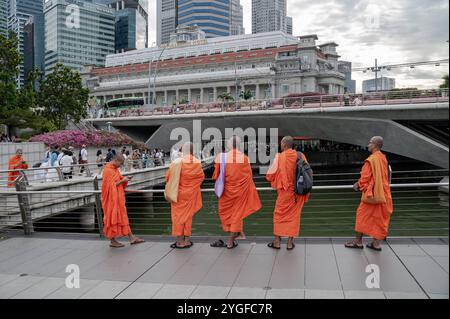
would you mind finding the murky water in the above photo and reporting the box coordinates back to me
[33,161,449,237]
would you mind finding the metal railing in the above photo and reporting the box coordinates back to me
[91,88,449,119]
[0,158,172,188]
[0,169,448,238]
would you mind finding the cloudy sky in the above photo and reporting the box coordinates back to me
[148,0,449,92]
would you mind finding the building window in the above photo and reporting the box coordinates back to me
[282,85,290,94]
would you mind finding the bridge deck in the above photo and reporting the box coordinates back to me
[0,234,447,299]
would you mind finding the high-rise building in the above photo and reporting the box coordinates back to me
[338,61,356,93]
[362,77,396,92]
[157,0,177,46]
[44,0,115,74]
[97,0,148,52]
[286,16,292,35]
[157,0,244,46]
[252,0,289,34]
[230,0,244,36]
[23,14,45,84]
[8,0,45,87]
[177,0,230,38]
[0,0,7,37]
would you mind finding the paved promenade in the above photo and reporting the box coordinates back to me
[0,234,448,299]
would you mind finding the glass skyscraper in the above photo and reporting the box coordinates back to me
[23,14,45,84]
[157,0,244,45]
[178,0,231,38]
[97,0,148,52]
[8,0,45,87]
[44,0,115,74]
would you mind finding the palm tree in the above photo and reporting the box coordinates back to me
[239,89,253,101]
[218,92,234,102]
[439,75,449,89]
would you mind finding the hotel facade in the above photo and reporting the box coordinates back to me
[82,31,346,107]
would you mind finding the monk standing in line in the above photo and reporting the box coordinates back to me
[8,149,28,187]
[212,136,261,249]
[166,142,205,249]
[345,136,393,251]
[266,136,310,250]
[102,154,144,248]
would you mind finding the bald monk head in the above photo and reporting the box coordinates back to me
[16,149,23,156]
[280,136,294,152]
[181,142,194,156]
[368,136,384,153]
[111,154,125,168]
[227,135,241,151]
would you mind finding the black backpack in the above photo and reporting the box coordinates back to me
[295,152,313,195]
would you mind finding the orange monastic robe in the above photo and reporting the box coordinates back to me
[8,155,28,187]
[266,149,310,237]
[213,149,261,233]
[355,150,393,240]
[166,154,205,236]
[101,163,131,239]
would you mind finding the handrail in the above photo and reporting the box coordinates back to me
[0,182,447,195]
[87,88,450,120]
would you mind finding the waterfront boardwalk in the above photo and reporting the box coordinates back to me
[0,233,447,299]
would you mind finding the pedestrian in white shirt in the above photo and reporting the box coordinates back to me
[60,150,74,179]
[79,145,88,174]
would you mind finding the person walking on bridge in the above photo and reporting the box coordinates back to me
[266,136,311,250]
[7,149,28,187]
[345,136,393,251]
[101,154,145,248]
[212,136,261,249]
[165,142,205,249]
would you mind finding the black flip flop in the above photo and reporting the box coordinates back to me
[185,241,194,248]
[267,242,281,250]
[345,242,364,249]
[366,243,382,251]
[227,241,239,249]
[170,242,187,249]
[287,243,296,251]
[210,239,227,248]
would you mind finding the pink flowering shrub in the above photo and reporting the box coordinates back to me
[29,130,136,148]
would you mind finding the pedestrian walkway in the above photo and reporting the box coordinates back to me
[0,234,447,299]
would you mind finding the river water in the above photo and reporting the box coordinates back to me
[33,158,449,237]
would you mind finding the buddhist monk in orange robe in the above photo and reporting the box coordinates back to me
[102,154,144,248]
[266,136,310,250]
[8,149,28,187]
[345,136,393,251]
[166,142,205,249]
[212,136,262,249]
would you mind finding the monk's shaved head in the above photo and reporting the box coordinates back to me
[16,149,23,155]
[182,142,194,155]
[368,136,384,153]
[370,136,384,148]
[281,136,294,150]
[227,135,241,150]
[112,154,125,167]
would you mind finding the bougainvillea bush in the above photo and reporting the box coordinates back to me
[29,130,136,148]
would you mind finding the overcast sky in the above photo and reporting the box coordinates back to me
[149,0,449,92]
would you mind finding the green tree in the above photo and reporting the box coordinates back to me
[440,75,449,89]
[0,31,44,133]
[38,64,89,130]
[218,92,234,102]
[239,89,253,100]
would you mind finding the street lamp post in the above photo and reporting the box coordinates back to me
[152,46,167,108]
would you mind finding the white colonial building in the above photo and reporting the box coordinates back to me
[82,31,346,107]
